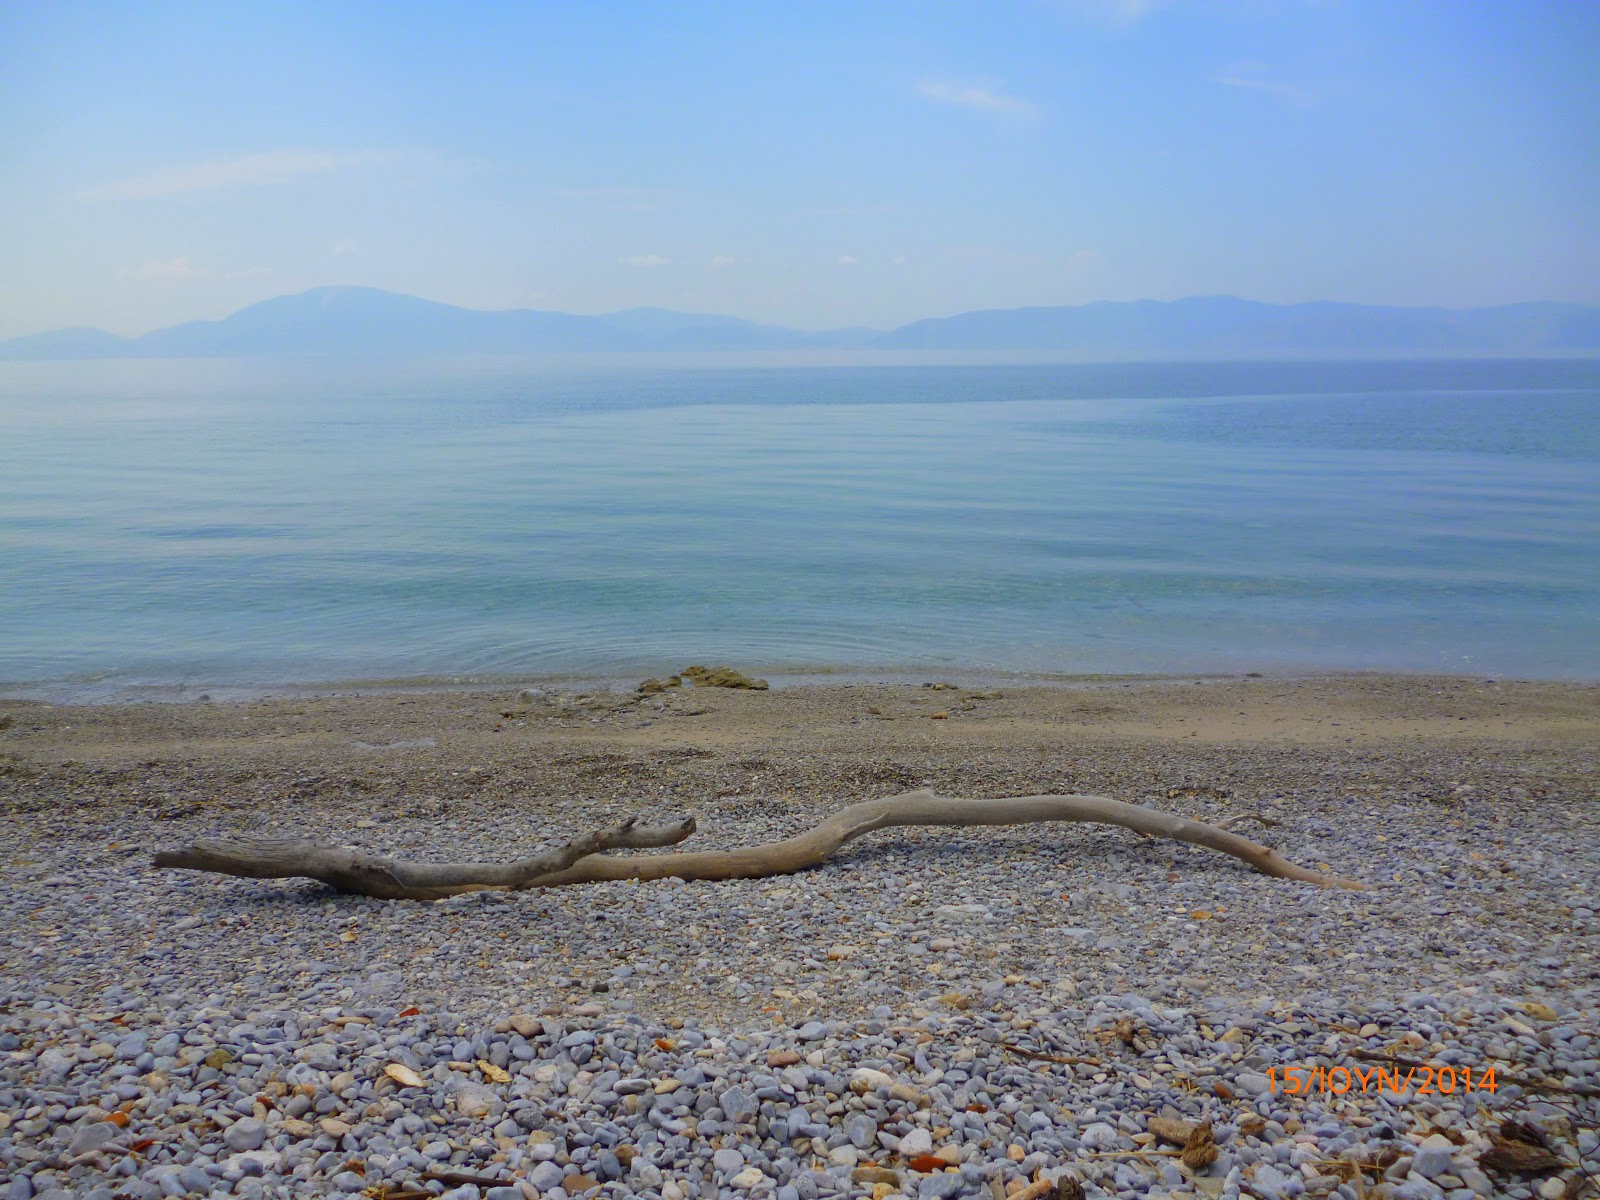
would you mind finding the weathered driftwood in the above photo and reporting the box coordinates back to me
[152,790,1368,898]
[151,815,697,901]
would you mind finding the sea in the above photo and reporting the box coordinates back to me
[2,355,1596,698]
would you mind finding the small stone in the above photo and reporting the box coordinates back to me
[768,1050,802,1067]
[509,1014,542,1037]
[178,1165,212,1194]
[847,1114,879,1149]
[731,1169,769,1190]
[929,939,956,953]
[69,1122,118,1155]
[634,1162,664,1189]
[900,1129,933,1156]
[455,1082,498,1119]
[563,1176,600,1194]
[281,1119,315,1139]
[1080,1123,1120,1150]
[1250,1164,1292,1199]
[852,1167,902,1187]
[721,1085,757,1124]
[384,1063,425,1088]
[319,1117,352,1138]
[223,1118,267,1152]
[1411,1133,1455,1179]
[851,1068,895,1093]
[1234,1072,1271,1096]
[529,1161,565,1191]
[714,1148,747,1173]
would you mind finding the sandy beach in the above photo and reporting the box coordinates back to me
[3,673,1597,1199]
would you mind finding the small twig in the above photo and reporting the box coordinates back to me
[999,1042,1102,1066]
[1218,813,1282,832]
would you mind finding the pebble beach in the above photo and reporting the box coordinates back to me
[2,674,1597,1200]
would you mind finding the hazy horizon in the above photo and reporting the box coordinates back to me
[16,283,1600,343]
[3,1,1598,340]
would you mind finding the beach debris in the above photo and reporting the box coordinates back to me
[637,675,682,694]
[151,789,1370,899]
[1147,1116,1198,1147]
[680,664,769,689]
[1179,1120,1218,1169]
[1480,1134,1563,1176]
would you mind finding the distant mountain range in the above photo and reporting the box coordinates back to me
[5,286,1599,359]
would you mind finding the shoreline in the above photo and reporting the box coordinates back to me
[4,664,1597,708]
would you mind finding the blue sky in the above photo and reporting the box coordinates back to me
[2,0,1597,337]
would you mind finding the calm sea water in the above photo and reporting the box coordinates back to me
[2,356,1597,695]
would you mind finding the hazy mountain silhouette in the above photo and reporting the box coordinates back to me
[4,286,1597,359]
[879,297,1600,354]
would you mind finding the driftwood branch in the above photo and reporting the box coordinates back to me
[152,789,1369,899]
[151,815,697,901]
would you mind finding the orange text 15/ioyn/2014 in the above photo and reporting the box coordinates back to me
[1268,1064,1498,1096]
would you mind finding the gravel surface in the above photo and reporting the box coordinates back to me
[1,677,1596,1200]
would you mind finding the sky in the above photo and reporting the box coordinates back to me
[1,1,1598,338]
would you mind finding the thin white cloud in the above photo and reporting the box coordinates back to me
[891,255,908,266]
[1213,64,1310,104]
[619,254,671,267]
[85,150,395,201]
[918,80,1036,117]
[710,255,738,267]
[838,255,858,266]
[332,239,359,256]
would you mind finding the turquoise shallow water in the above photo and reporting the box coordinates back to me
[1,356,1597,694]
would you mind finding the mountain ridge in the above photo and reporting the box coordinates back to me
[5,286,1599,359]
